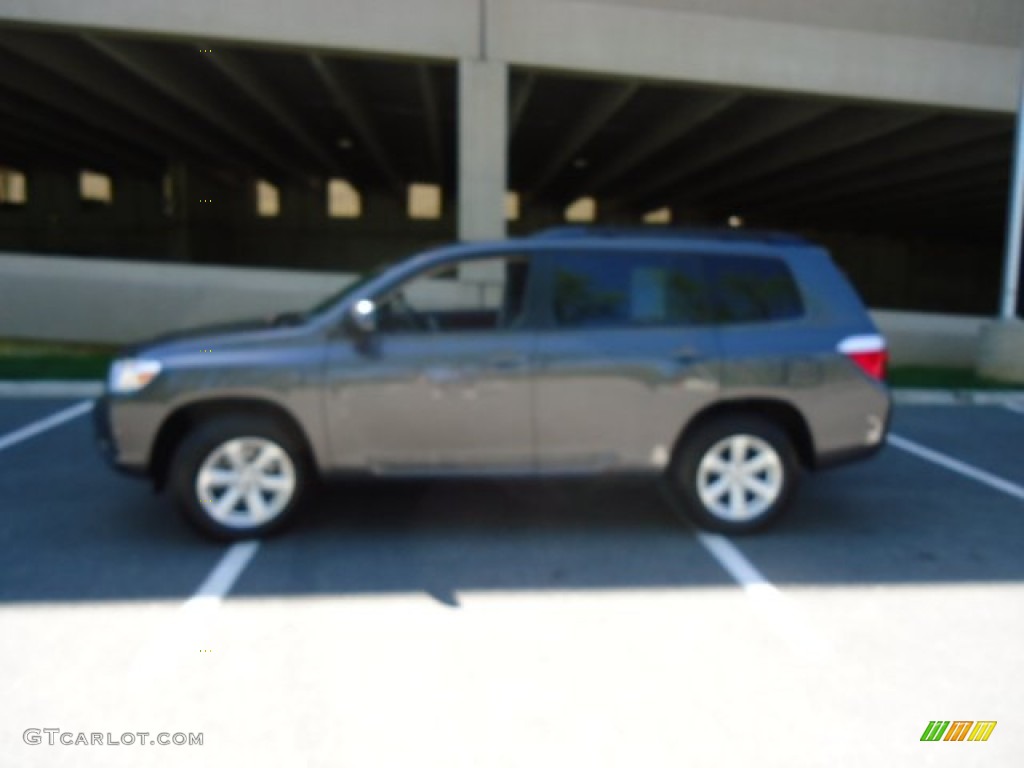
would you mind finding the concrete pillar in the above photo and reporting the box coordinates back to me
[977,319,1024,382]
[457,58,507,242]
[999,50,1024,319]
[165,163,190,262]
[976,47,1024,383]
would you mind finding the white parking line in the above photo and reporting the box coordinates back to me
[131,541,261,680]
[0,381,103,399]
[192,540,261,600]
[888,433,1024,503]
[0,399,94,454]
[694,427,1024,665]
[695,531,833,662]
[0,397,262,679]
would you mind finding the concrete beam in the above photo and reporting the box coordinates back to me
[0,118,147,176]
[0,34,247,173]
[203,49,341,172]
[570,91,739,203]
[695,109,935,205]
[612,99,835,213]
[0,89,161,174]
[308,54,406,196]
[416,64,445,183]
[525,81,639,198]
[83,35,302,181]
[5,0,1018,115]
[510,72,536,140]
[728,117,1013,211]
[488,0,1021,112]
[0,0,480,61]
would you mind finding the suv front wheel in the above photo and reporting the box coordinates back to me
[170,415,310,540]
[666,415,800,534]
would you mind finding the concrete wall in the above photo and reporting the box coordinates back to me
[585,1,1021,47]
[7,0,1021,112]
[0,252,350,344]
[0,0,480,60]
[0,251,990,367]
[490,0,1022,111]
[871,309,986,368]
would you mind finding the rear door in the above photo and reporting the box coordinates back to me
[533,247,721,472]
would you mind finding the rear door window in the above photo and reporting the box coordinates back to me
[704,255,803,323]
[546,250,710,329]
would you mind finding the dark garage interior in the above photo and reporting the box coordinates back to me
[0,24,1014,313]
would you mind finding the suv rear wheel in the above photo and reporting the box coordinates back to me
[169,415,309,540]
[666,415,799,534]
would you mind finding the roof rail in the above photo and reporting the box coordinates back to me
[529,226,811,246]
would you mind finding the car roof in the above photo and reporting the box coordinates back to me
[392,227,823,276]
[528,226,814,247]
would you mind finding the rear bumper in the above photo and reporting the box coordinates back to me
[814,386,892,470]
[815,439,886,470]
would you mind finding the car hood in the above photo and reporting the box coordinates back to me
[123,314,309,357]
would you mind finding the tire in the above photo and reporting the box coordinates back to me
[665,415,800,534]
[169,415,310,540]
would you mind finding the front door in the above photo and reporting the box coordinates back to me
[324,254,537,474]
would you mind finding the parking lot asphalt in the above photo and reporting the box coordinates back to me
[0,398,1021,767]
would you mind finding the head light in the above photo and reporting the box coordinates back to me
[108,358,162,394]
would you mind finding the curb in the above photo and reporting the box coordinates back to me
[0,380,104,398]
[890,389,1024,406]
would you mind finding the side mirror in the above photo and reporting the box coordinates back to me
[347,299,377,336]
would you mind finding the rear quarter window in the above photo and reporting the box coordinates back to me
[704,254,804,324]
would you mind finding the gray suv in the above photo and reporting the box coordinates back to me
[95,227,891,539]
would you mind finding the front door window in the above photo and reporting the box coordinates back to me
[377,256,532,335]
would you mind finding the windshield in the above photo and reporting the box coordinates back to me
[304,263,392,319]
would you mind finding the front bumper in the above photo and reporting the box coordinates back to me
[93,395,146,478]
[93,395,115,461]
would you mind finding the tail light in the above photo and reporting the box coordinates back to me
[838,334,888,381]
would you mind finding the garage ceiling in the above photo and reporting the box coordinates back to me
[0,24,1013,242]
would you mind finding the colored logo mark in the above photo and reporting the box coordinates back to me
[921,720,997,742]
